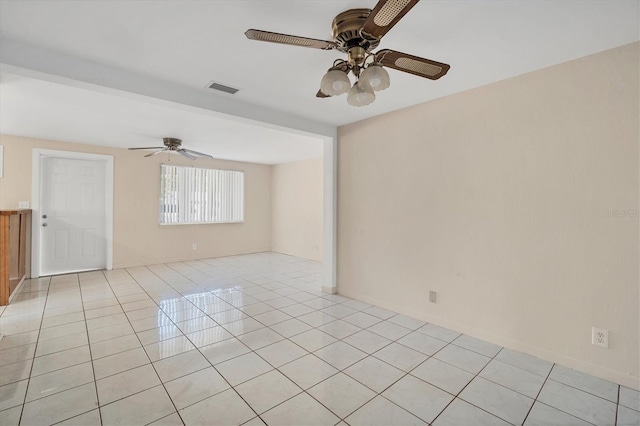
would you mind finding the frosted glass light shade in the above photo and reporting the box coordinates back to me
[347,82,375,107]
[320,70,350,96]
[360,64,390,91]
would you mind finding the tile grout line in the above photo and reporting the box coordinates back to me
[540,372,623,407]
[43,273,110,425]
[537,365,614,425]
[519,359,556,426]
[17,275,52,426]
[103,266,191,425]
[427,342,505,425]
[78,272,105,425]
[17,275,94,418]
[614,384,620,426]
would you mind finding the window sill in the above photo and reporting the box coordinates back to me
[159,221,245,226]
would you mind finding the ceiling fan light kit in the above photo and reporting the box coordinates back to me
[245,0,450,107]
[320,58,390,106]
[359,63,390,91]
[321,69,351,96]
[347,81,376,107]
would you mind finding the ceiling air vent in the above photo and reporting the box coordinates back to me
[207,81,240,95]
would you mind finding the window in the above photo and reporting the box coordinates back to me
[160,164,244,224]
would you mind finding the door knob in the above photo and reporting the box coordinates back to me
[42,223,48,227]
[42,214,47,219]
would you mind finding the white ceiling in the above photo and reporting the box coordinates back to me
[0,0,638,162]
[0,73,324,165]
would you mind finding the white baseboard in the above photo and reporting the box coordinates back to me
[337,287,640,391]
[321,285,337,295]
[7,276,27,305]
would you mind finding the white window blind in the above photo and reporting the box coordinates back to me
[160,164,244,224]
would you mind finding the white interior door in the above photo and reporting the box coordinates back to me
[40,156,107,275]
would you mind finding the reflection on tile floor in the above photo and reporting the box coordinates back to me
[0,252,638,425]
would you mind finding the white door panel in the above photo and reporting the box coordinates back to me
[40,157,106,275]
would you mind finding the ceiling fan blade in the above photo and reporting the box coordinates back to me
[375,49,450,80]
[316,89,331,98]
[245,29,336,50]
[144,150,165,157]
[181,148,214,159]
[177,149,197,160]
[128,146,164,150]
[361,0,420,39]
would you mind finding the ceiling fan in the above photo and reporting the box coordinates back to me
[245,0,450,107]
[128,138,214,160]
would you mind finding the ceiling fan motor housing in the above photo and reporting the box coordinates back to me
[163,138,182,150]
[332,9,380,52]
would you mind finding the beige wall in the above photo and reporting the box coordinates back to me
[271,157,323,261]
[0,135,272,268]
[337,43,639,388]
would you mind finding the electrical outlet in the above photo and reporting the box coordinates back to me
[18,201,30,209]
[192,243,197,250]
[592,327,609,348]
[429,290,437,303]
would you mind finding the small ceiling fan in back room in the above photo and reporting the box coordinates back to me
[128,138,214,160]
[245,0,450,107]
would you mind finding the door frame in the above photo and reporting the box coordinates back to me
[31,149,114,277]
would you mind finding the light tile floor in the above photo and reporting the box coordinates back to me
[0,252,638,425]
